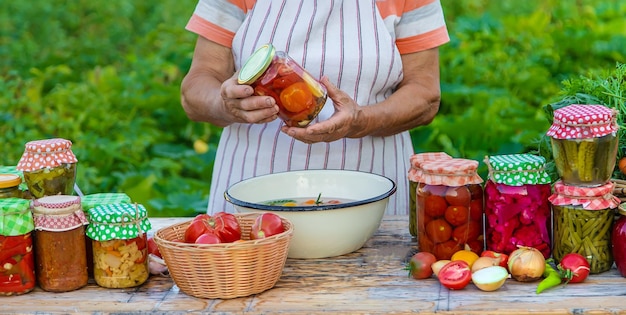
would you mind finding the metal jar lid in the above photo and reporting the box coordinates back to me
[237,44,276,84]
[0,174,21,189]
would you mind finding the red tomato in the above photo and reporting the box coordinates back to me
[424,195,448,217]
[433,240,462,260]
[481,250,509,268]
[279,82,315,113]
[558,253,590,283]
[207,212,242,243]
[184,219,210,243]
[250,213,285,239]
[425,219,452,243]
[147,237,161,258]
[452,220,481,244]
[195,232,222,244]
[438,260,472,290]
[408,252,437,280]
[272,72,301,89]
[444,205,469,226]
[445,186,471,206]
[469,199,483,221]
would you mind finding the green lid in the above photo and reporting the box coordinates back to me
[81,193,132,212]
[486,154,551,186]
[86,203,152,241]
[0,198,34,236]
[237,44,276,84]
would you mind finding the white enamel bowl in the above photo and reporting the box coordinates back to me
[224,169,396,259]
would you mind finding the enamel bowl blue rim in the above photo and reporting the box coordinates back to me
[224,169,397,212]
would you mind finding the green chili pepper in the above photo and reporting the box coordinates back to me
[536,261,562,294]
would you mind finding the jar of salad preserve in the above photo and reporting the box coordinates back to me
[549,180,619,274]
[612,203,626,277]
[0,198,35,296]
[0,174,22,199]
[238,43,327,127]
[87,203,152,288]
[546,104,618,187]
[417,158,484,260]
[32,195,88,292]
[81,193,133,277]
[16,138,78,198]
[484,154,553,258]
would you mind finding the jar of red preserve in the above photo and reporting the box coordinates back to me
[416,158,484,260]
[484,154,552,258]
[0,198,35,295]
[238,44,327,127]
[612,203,626,277]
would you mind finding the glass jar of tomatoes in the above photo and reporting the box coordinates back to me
[0,174,22,199]
[0,198,35,296]
[32,195,89,292]
[408,152,452,238]
[549,181,620,274]
[416,158,484,260]
[238,44,327,127]
[612,203,626,277]
[484,154,553,258]
[87,203,152,288]
[546,104,618,187]
[16,138,78,198]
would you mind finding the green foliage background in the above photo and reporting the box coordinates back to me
[1,1,625,217]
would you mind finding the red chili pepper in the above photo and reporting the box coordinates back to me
[0,239,31,262]
[0,273,34,294]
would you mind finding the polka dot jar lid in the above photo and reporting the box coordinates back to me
[16,138,78,172]
[86,203,152,241]
[546,104,618,139]
[486,154,552,186]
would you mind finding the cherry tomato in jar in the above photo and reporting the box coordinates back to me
[280,82,315,113]
[437,260,472,290]
[452,220,481,244]
[424,195,448,217]
[273,72,301,89]
[426,219,452,243]
[469,199,484,221]
[250,213,285,239]
[433,240,462,260]
[445,205,470,226]
[445,186,472,206]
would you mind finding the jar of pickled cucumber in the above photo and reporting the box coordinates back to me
[16,138,78,198]
[612,203,626,277]
[87,203,152,288]
[408,152,452,237]
[549,180,620,273]
[417,158,484,260]
[0,174,22,199]
[32,195,89,292]
[484,154,553,258]
[238,43,327,127]
[546,104,618,187]
[0,198,35,296]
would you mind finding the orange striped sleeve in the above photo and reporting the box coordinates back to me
[184,0,256,47]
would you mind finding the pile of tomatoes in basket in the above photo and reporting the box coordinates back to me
[184,212,285,244]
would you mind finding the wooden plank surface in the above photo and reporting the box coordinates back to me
[4,216,626,314]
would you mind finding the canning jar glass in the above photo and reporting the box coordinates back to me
[549,181,620,273]
[546,104,618,187]
[417,158,484,260]
[484,154,552,258]
[16,138,78,198]
[0,198,35,295]
[87,203,152,288]
[612,203,626,277]
[238,43,327,127]
[32,195,89,292]
[0,174,22,199]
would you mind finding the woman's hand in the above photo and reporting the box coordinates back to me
[220,75,279,125]
[281,77,362,143]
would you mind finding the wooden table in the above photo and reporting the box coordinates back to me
[5,216,626,314]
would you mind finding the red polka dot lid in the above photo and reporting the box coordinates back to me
[16,138,78,172]
[546,104,618,139]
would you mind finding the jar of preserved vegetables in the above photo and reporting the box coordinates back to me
[0,174,22,199]
[612,203,626,277]
[87,203,152,288]
[546,104,618,187]
[408,152,452,238]
[238,43,327,127]
[16,138,78,198]
[0,198,35,295]
[549,180,620,274]
[417,158,484,260]
[32,195,89,292]
[484,154,553,258]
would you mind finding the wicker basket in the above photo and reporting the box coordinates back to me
[613,179,626,202]
[154,212,293,299]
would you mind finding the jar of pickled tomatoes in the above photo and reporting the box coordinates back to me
[32,195,89,292]
[238,44,327,127]
[16,138,78,198]
[546,104,618,187]
[87,203,152,288]
[0,198,35,296]
[408,152,452,237]
[416,158,484,260]
[484,154,552,258]
[549,181,620,274]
